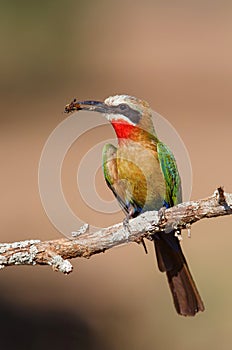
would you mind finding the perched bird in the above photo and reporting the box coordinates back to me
[64,95,204,316]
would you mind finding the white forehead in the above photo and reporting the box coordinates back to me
[104,95,133,106]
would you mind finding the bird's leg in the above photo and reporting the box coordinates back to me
[123,206,134,233]
[123,206,148,254]
[157,200,171,227]
[158,204,182,239]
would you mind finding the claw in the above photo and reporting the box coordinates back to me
[123,205,148,254]
[123,205,135,233]
[158,206,167,224]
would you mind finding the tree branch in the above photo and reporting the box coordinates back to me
[1,187,231,274]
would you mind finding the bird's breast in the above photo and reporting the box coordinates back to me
[117,140,166,210]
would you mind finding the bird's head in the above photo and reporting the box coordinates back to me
[64,94,156,140]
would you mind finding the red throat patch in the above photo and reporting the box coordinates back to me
[111,120,136,139]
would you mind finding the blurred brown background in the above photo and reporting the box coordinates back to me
[1,0,232,349]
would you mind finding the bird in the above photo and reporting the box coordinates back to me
[64,94,205,316]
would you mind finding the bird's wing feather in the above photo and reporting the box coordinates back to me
[102,144,118,187]
[102,144,142,216]
[102,144,130,214]
[157,142,182,206]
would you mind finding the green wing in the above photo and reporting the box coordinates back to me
[157,142,182,207]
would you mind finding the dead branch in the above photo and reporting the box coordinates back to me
[0,187,231,274]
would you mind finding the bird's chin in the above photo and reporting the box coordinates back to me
[106,114,136,126]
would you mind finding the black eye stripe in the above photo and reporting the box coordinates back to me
[113,104,141,124]
[119,103,129,111]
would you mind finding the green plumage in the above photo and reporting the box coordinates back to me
[157,142,182,207]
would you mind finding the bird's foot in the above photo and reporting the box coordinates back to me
[123,205,135,233]
[158,207,167,226]
[123,217,148,253]
[123,206,148,253]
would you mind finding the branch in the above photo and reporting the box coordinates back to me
[1,187,231,274]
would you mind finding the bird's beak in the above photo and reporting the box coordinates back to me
[64,99,110,114]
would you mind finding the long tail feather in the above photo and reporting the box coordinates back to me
[154,232,204,316]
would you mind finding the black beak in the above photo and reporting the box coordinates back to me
[64,99,110,114]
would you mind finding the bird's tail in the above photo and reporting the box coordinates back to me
[154,232,204,316]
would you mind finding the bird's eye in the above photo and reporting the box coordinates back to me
[119,103,129,111]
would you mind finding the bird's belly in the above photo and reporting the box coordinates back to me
[117,144,166,211]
